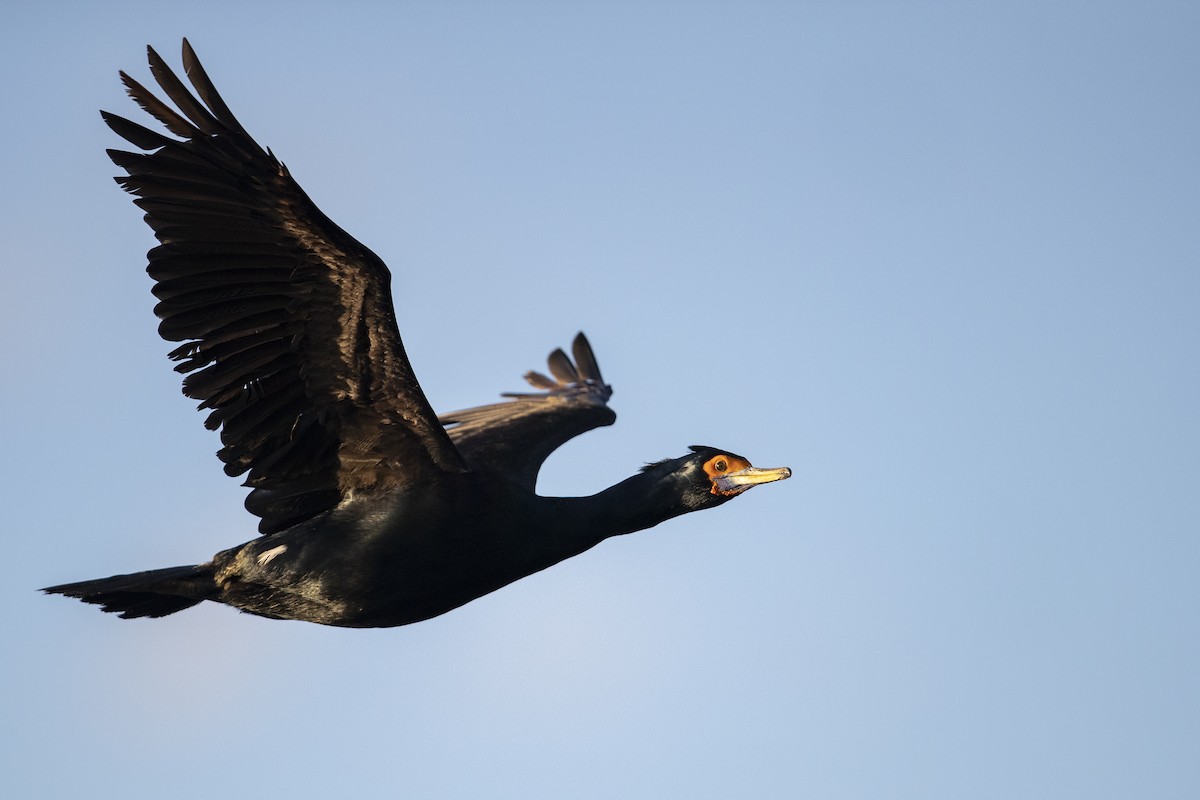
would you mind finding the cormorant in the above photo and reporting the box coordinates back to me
[42,40,791,628]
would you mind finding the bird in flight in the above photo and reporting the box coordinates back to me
[43,40,791,628]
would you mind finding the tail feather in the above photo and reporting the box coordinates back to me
[42,564,214,619]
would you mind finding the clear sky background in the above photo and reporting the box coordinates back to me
[3,3,1197,798]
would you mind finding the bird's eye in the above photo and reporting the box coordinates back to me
[714,459,727,472]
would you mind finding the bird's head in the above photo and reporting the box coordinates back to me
[641,445,792,511]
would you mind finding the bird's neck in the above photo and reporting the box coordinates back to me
[548,469,693,543]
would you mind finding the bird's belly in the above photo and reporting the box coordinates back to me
[217,505,582,628]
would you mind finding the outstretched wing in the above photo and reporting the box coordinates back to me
[439,333,616,491]
[108,40,466,534]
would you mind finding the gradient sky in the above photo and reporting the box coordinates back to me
[4,3,1198,798]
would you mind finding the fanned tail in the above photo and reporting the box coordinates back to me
[42,565,215,619]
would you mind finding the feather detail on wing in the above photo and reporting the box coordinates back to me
[439,333,616,491]
[108,40,466,534]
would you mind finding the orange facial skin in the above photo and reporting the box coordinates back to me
[703,454,753,495]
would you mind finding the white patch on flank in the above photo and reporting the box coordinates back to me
[257,544,288,565]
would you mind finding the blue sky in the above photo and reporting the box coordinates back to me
[3,3,1198,798]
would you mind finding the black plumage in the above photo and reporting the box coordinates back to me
[42,40,791,628]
